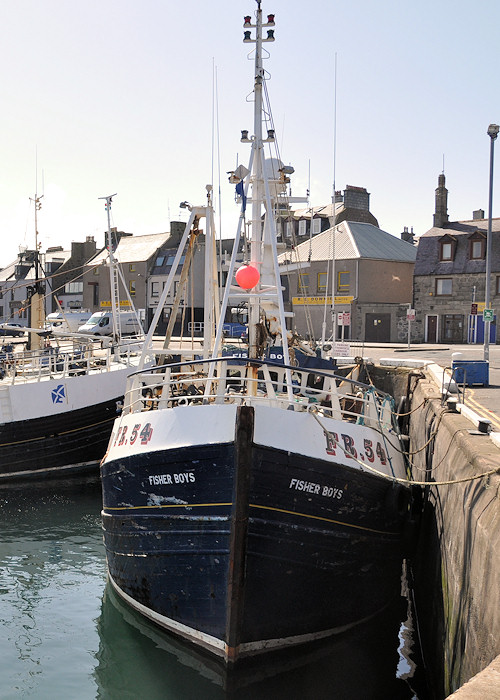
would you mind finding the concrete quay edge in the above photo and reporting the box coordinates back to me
[445,654,500,698]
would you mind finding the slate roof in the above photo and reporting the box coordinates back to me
[278,222,417,264]
[414,217,500,275]
[291,202,379,227]
[0,248,71,281]
[89,232,170,265]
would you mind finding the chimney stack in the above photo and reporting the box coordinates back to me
[433,173,449,228]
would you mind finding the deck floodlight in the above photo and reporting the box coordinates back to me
[241,130,251,142]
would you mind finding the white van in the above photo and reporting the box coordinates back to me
[77,311,143,337]
[46,311,92,333]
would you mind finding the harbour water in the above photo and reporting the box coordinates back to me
[0,478,421,699]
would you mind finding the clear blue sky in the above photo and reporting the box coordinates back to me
[0,0,499,266]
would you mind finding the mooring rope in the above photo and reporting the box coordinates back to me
[308,407,500,487]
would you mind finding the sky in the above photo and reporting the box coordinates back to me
[0,0,499,266]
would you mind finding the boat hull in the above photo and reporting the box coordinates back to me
[101,404,411,662]
[0,397,119,481]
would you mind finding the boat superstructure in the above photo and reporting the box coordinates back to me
[0,195,154,482]
[101,2,413,664]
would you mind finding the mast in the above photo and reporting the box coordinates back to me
[99,194,121,344]
[27,192,45,351]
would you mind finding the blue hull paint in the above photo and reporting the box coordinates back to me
[101,411,410,659]
[0,398,119,480]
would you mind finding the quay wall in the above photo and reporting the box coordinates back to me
[405,369,500,698]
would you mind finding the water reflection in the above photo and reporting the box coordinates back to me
[0,478,105,700]
[0,479,421,699]
[96,582,416,700]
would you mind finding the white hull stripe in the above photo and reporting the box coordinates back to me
[108,573,384,661]
[0,459,100,481]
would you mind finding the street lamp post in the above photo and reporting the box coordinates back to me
[484,123,499,363]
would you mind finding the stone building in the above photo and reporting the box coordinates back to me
[278,185,379,247]
[413,174,500,343]
[279,220,416,343]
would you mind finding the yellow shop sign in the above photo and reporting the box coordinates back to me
[292,296,354,306]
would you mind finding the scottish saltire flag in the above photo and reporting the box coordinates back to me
[51,384,66,404]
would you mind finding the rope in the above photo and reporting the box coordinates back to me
[308,406,500,488]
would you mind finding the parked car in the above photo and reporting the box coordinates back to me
[0,323,25,337]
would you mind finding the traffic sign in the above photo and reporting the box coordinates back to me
[406,308,415,321]
[471,303,478,315]
[483,308,494,322]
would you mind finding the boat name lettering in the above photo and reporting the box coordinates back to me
[148,472,195,486]
[289,478,343,500]
[113,422,154,447]
[324,432,387,465]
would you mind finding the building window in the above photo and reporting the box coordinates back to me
[129,280,136,296]
[166,255,186,266]
[312,218,321,235]
[286,221,294,238]
[440,242,452,260]
[337,271,350,291]
[318,272,327,292]
[496,276,500,295]
[298,220,307,237]
[436,278,452,295]
[156,255,165,266]
[64,281,83,294]
[93,266,100,275]
[129,263,136,272]
[470,239,485,260]
[298,273,309,294]
[151,281,159,297]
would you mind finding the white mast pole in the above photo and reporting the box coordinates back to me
[98,194,120,344]
[248,1,265,361]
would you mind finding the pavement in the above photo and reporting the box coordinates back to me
[345,341,500,433]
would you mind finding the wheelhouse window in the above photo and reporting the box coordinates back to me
[436,278,452,295]
[151,281,159,297]
[129,263,136,272]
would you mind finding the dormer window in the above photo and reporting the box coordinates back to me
[440,242,453,260]
[468,231,486,260]
[438,234,457,261]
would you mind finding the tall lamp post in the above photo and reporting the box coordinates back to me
[484,123,499,363]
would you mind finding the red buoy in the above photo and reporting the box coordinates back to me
[235,265,260,290]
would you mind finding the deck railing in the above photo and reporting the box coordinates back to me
[121,357,397,433]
